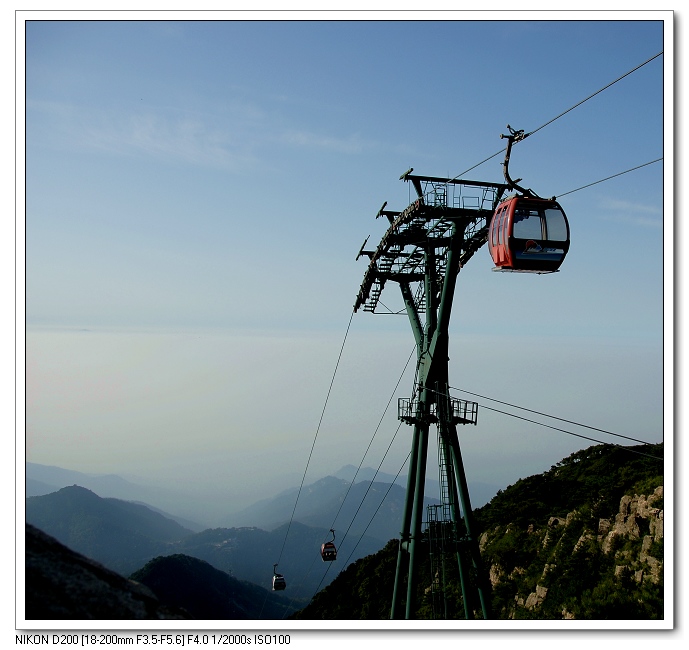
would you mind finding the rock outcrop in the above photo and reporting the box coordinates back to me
[480,486,664,619]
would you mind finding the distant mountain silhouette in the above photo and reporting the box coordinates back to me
[26,463,207,531]
[227,476,348,527]
[130,554,296,619]
[173,521,384,599]
[26,462,501,535]
[226,475,440,544]
[26,463,132,493]
[333,465,405,485]
[25,485,384,600]
[26,485,195,575]
[332,465,501,509]
[26,477,59,497]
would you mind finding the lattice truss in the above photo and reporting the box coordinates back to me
[354,175,508,314]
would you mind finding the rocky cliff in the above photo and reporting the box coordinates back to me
[479,486,664,619]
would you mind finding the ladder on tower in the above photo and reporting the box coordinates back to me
[425,504,448,620]
[438,433,454,523]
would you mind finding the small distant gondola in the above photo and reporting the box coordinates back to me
[488,125,570,273]
[272,563,286,591]
[320,529,337,562]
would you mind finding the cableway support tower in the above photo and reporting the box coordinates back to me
[355,171,508,620]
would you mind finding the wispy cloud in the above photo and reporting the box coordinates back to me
[279,129,375,154]
[599,198,663,228]
[28,99,379,169]
[92,113,252,169]
[29,100,263,171]
[600,198,662,216]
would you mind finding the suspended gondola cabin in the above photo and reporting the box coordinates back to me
[488,195,570,272]
[272,564,286,591]
[272,574,286,591]
[320,541,337,562]
[320,529,337,562]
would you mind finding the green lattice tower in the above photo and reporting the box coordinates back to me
[355,172,507,620]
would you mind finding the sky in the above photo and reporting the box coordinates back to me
[20,15,670,533]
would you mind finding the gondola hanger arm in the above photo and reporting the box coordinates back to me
[500,125,540,199]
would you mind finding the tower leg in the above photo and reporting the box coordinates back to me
[390,421,421,619]
[446,424,492,619]
[438,425,473,619]
[404,417,430,619]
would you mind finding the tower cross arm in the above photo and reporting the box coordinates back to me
[402,173,508,194]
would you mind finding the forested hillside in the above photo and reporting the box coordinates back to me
[26,485,195,575]
[294,442,664,620]
[25,487,383,600]
[130,554,297,619]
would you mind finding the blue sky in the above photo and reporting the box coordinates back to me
[22,16,669,527]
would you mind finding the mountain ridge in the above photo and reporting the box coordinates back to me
[26,461,502,532]
[25,485,385,598]
[130,554,298,619]
[26,462,207,531]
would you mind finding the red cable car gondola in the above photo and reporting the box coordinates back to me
[488,125,570,273]
[320,529,337,562]
[488,195,570,272]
